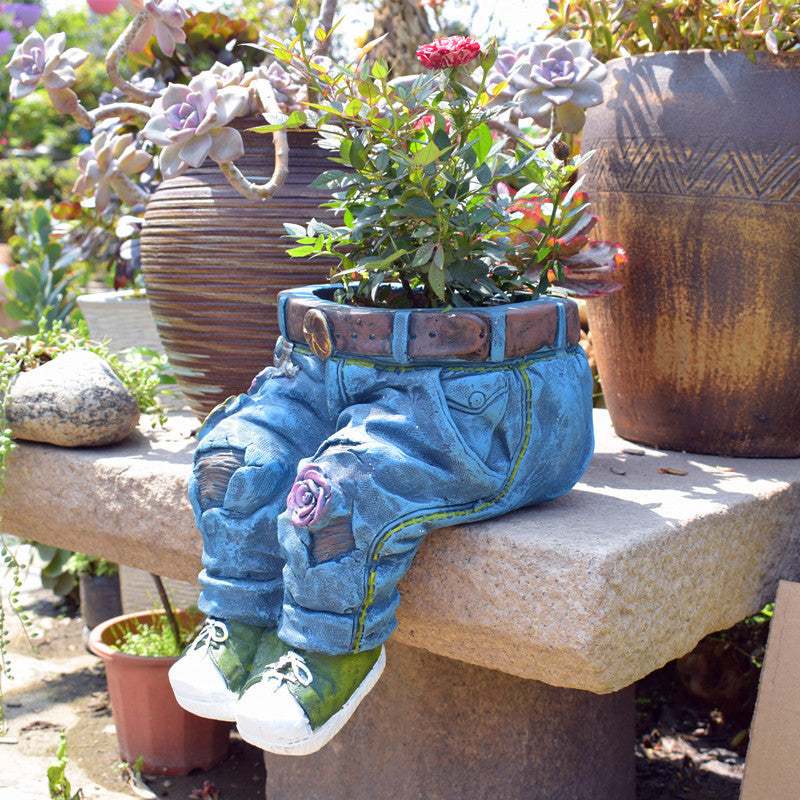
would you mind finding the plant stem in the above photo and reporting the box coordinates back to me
[150,573,181,648]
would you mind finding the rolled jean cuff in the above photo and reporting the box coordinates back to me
[197,570,283,627]
[278,601,398,656]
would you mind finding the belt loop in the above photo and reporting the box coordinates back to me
[278,293,290,339]
[552,298,567,349]
[490,309,506,362]
[392,310,412,364]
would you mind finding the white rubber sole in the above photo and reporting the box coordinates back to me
[170,691,237,722]
[168,664,238,722]
[235,646,386,756]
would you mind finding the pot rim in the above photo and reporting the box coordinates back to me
[604,48,800,68]
[87,608,202,664]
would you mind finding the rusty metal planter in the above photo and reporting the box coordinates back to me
[140,124,335,419]
[581,51,800,457]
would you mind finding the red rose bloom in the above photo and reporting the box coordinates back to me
[416,36,481,70]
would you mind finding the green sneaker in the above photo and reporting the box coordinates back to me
[234,644,386,756]
[168,617,280,721]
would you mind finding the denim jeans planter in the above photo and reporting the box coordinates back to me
[190,285,594,657]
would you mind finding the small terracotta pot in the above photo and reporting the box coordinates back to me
[88,609,230,776]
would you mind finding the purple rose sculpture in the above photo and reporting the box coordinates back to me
[287,465,331,528]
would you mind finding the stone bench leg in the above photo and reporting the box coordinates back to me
[262,640,634,800]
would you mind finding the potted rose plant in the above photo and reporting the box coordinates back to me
[165,20,625,758]
[545,0,800,457]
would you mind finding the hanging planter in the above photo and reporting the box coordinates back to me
[581,51,800,457]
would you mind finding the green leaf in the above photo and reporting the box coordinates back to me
[345,97,363,117]
[398,195,436,218]
[349,138,368,170]
[468,123,493,165]
[429,247,446,300]
[412,241,435,266]
[12,270,39,301]
[375,149,390,172]
[433,128,452,153]
[286,110,307,128]
[412,141,441,167]
[283,223,307,238]
[371,61,388,80]
[287,245,317,257]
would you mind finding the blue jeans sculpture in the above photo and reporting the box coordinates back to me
[169,286,594,756]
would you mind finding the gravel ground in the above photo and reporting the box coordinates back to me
[2,546,755,799]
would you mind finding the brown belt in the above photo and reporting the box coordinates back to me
[279,288,581,364]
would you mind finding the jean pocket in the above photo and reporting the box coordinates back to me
[440,368,513,468]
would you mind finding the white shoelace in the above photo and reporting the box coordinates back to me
[191,618,229,653]
[263,651,313,687]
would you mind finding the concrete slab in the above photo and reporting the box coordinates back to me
[2,409,798,693]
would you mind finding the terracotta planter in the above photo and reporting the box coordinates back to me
[140,124,336,419]
[88,609,230,775]
[581,51,800,457]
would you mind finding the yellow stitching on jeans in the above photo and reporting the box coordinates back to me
[352,368,534,652]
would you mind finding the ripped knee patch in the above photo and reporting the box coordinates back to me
[195,448,246,511]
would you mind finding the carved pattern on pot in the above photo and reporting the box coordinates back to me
[584,139,800,203]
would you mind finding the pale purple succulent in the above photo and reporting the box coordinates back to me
[287,464,330,528]
[74,130,152,213]
[208,60,245,90]
[6,30,88,103]
[127,0,189,56]
[142,72,248,179]
[245,62,305,114]
[488,38,607,134]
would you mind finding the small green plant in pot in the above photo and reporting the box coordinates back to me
[65,552,122,634]
[88,600,231,776]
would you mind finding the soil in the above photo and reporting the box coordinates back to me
[2,550,764,799]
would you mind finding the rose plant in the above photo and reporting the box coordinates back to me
[4,1,623,308]
[256,18,623,308]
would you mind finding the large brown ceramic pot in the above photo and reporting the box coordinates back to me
[140,123,335,419]
[581,51,800,457]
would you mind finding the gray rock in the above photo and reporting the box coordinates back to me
[6,349,140,447]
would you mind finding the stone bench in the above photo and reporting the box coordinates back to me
[3,408,799,799]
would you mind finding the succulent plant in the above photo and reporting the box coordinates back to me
[487,38,607,134]
[6,30,88,113]
[127,0,188,56]
[74,130,152,212]
[141,71,248,179]
[245,62,305,114]
[509,190,625,297]
[544,0,800,63]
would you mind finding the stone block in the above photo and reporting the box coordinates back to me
[262,640,635,800]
